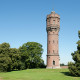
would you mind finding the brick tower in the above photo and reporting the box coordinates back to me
[46,11,60,69]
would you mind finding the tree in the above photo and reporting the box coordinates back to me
[60,63,65,66]
[9,48,22,70]
[19,42,44,69]
[0,43,12,72]
[68,31,80,76]
[0,43,22,72]
[0,42,45,72]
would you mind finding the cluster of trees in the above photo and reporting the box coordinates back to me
[0,42,45,72]
[60,63,68,66]
[68,31,80,76]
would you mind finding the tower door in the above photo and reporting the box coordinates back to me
[53,61,55,65]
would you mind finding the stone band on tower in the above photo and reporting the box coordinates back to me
[46,11,60,69]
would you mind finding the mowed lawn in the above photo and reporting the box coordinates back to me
[0,69,80,80]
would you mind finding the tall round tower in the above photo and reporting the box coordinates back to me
[46,11,60,69]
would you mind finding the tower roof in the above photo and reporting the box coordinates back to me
[47,11,60,19]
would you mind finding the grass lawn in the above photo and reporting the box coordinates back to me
[0,69,80,80]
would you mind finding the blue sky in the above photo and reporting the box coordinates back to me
[0,0,80,64]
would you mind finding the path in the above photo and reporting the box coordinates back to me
[0,77,3,80]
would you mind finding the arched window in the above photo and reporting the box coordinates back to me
[53,61,55,65]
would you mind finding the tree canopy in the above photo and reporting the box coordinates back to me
[19,42,44,69]
[68,30,80,76]
[0,42,45,72]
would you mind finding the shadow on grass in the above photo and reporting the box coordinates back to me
[61,72,71,76]
[61,72,80,77]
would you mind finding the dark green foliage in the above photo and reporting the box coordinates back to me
[0,43,11,72]
[68,30,80,76]
[19,42,45,69]
[9,48,22,70]
[0,42,45,72]
[60,63,65,66]
[0,54,12,72]
[0,43,22,72]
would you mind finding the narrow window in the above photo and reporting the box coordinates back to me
[53,50,54,53]
[53,20,55,24]
[49,41,50,44]
[53,40,54,43]
[57,41,58,44]
[47,18,50,22]
[53,61,55,65]
[47,19,50,25]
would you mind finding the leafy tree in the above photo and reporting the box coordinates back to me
[0,42,45,72]
[0,43,22,71]
[68,31,80,76]
[0,43,12,72]
[9,48,22,70]
[0,42,10,55]
[19,42,44,69]
[0,54,12,72]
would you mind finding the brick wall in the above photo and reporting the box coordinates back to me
[60,66,68,69]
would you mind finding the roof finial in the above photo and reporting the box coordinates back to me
[51,8,55,14]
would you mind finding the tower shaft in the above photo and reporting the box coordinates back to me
[46,11,60,69]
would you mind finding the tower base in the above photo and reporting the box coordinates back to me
[46,66,61,69]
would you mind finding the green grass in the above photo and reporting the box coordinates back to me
[0,69,80,80]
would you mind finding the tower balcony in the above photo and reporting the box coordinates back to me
[46,26,60,32]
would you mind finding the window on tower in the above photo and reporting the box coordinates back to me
[49,41,50,44]
[53,20,55,24]
[53,61,55,65]
[49,50,50,53]
[53,50,54,53]
[53,40,54,43]
[49,19,50,24]
[57,50,58,53]
[57,41,58,44]
[47,19,50,25]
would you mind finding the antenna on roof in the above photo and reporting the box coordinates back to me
[53,8,54,11]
